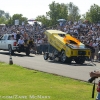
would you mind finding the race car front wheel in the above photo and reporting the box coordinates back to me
[44,52,49,60]
[60,51,66,63]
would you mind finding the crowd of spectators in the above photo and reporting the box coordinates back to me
[0,22,48,54]
[57,20,100,62]
[0,20,100,62]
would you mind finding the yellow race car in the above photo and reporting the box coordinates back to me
[44,30,91,64]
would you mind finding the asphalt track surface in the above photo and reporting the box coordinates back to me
[0,50,100,83]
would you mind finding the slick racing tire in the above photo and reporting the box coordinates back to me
[60,50,67,63]
[74,57,85,64]
[44,52,49,60]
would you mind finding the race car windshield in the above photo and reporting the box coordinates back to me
[72,45,85,49]
[67,43,85,49]
[69,40,77,44]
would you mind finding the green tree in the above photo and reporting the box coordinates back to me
[85,4,100,23]
[67,2,80,21]
[7,14,28,25]
[36,15,51,27]
[0,10,10,24]
[0,10,4,17]
[48,1,68,25]
[0,16,6,24]
[36,1,68,27]
[5,13,10,19]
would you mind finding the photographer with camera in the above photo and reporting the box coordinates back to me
[90,71,100,78]
[88,71,98,83]
[89,71,100,100]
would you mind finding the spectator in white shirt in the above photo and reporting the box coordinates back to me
[92,40,98,47]
[18,37,24,45]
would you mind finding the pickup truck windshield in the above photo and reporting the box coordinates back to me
[0,35,7,40]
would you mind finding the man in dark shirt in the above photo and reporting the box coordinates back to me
[85,44,95,61]
[16,31,20,41]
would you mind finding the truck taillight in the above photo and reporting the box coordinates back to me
[13,42,17,46]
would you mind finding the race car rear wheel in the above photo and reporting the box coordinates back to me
[44,52,49,60]
[74,57,85,64]
[60,51,66,63]
[66,57,72,64]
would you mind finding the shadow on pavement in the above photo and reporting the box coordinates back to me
[0,51,34,57]
[46,60,96,67]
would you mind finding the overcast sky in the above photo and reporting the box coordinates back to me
[0,0,100,19]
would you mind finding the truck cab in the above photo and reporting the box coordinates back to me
[0,34,30,56]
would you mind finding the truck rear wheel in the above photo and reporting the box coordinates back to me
[25,47,30,56]
[60,51,66,63]
[8,44,14,55]
[26,51,30,56]
[74,57,85,64]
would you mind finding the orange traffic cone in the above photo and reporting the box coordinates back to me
[96,80,100,100]
[9,54,13,65]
